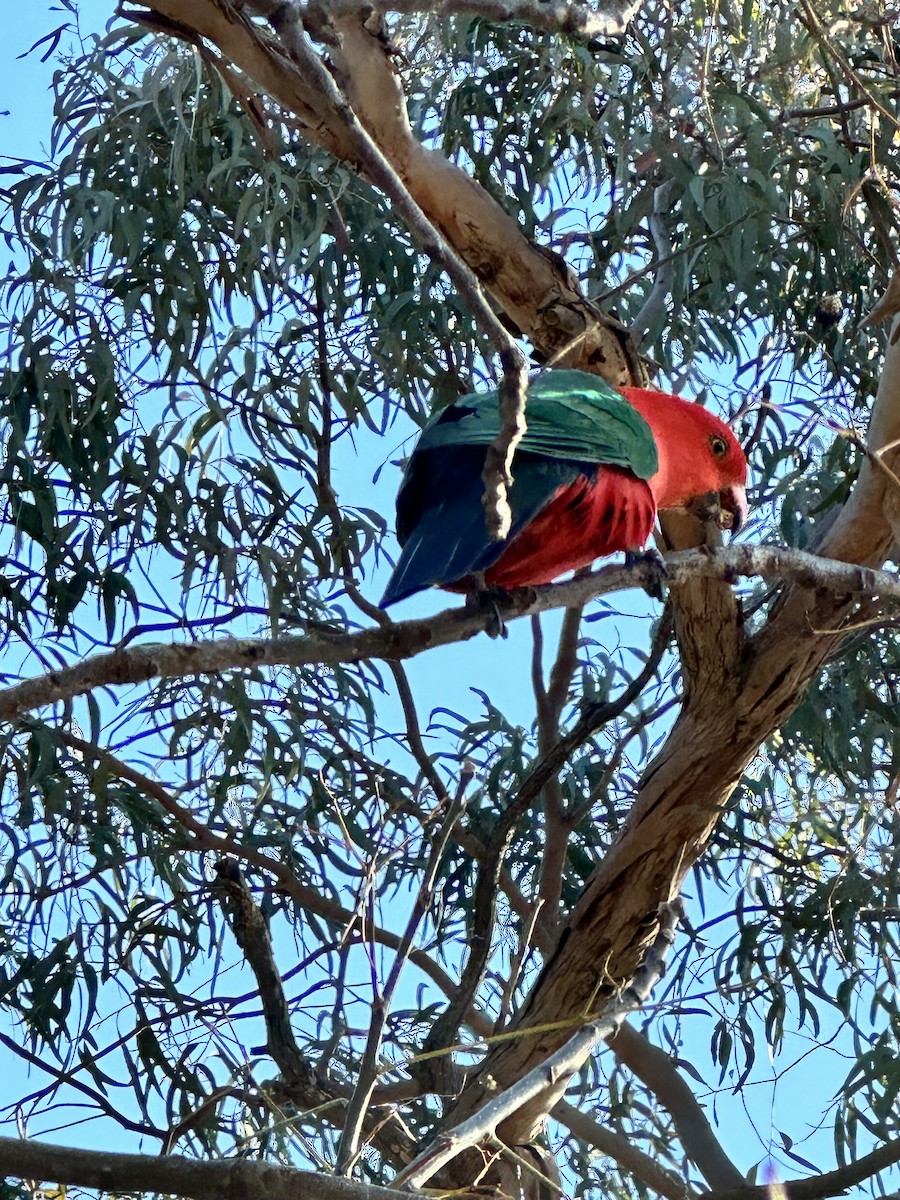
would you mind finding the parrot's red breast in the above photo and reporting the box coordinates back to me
[459,466,655,591]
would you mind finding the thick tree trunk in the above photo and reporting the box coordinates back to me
[145,0,645,384]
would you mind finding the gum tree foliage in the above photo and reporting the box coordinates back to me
[2,2,900,1199]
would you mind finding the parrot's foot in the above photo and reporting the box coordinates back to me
[466,578,514,639]
[625,548,668,601]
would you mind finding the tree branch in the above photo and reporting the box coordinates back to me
[217,857,420,1164]
[3,1118,896,1200]
[552,1099,699,1200]
[711,1134,900,1200]
[248,0,530,538]
[630,180,677,345]
[57,734,478,1028]
[137,0,642,383]
[1,545,895,725]
[336,778,468,1169]
[533,605,583,935]
[0,1135,424,1200]
[419,607,671,1082]
[214,858,314,1083]
[436,307,900,1154]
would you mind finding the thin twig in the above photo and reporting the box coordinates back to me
[567,693,681,828]
[782,93,900,122]
[535,602,586,926]
[630,180,676,345]
[487,1137,563,1197]
[553,1099,699,1200]
[421,612,667,1076]
[495,898,545,1032]
[316,943,351,1076]
[609,1022,744,1190]
[510,604,674,819]
[0,1031,163,1141]
[336,768,471,1170]
[388,660,450,805]
[244,0,529,539]
[216,858,420,1164]
[798,0,900,134]
[56,733,469,1012]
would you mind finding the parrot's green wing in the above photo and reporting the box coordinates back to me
[414,369,658,479]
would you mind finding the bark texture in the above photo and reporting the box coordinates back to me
[443,333,900,1144]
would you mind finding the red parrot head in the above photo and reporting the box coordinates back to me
[620,387,749,533]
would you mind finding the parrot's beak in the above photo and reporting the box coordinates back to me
[720,484,748,535]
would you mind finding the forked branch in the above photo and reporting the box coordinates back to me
[394,904,680,1189]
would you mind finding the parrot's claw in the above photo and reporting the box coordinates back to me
[625,548,668,602]
[466,578,513,638]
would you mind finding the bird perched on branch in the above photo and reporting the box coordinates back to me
[380,369,748,607]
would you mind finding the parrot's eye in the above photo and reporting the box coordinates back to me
[710,434,729,458]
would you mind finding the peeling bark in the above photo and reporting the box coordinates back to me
[139,0,644,383]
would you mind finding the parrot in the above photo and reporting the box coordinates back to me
[379,369,748,607]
